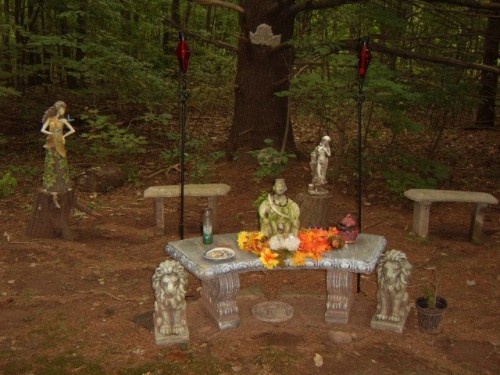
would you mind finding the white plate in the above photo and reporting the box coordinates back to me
[203,247,235,261]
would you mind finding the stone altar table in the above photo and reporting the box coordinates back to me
[165,233,386,330]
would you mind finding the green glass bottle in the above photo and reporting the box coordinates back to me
[202,208,213,244]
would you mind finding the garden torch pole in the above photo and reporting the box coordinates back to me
[176,32,190,239]
[356,37,371,293]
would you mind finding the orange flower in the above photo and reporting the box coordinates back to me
[298,228,330,255]
[328,227,339,237]
[260,248,279,270]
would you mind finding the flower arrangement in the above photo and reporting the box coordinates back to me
[237,227,345,269]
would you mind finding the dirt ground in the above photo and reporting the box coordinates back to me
[0,130,499,374]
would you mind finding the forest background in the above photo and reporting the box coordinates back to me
[0,1,499,374]
[0,0,498,196]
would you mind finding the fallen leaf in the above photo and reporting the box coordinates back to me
[314,353,323,367]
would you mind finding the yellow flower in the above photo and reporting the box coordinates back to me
[291,251,307,266]
[260,248,279,270]
[254,232,265,241]
[237,231,249,250]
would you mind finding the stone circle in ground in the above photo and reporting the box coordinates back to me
[251,301,294,323]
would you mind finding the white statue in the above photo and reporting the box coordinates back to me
[375,250,412,322]
[309,135,331,195]
[152,260,189,344]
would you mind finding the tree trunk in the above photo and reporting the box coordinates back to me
[475,3,499,127]
[27,189,76,240]
[295,192,334,228]
[228,0,298,153]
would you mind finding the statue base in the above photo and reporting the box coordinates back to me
[370,310,411,334]
[308,183,330,196]
[296,192,334,228]
[27,189,76,240]
[154,327,189,345]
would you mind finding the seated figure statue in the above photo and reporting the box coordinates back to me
[258,179,300,238]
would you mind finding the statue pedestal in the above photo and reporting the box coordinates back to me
[296,192,333,228]
[370,311,410,334]
[27,189,76,240]
[155,328,189,345]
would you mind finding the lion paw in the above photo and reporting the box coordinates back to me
[173,325,186,335]
[376,314,388,320]
[159,326,172,336]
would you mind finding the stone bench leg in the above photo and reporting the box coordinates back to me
[154,197,165,234]
[470,203,487,243]
[325,269,353,324]
[200,273,240,330]
[207,196,219,233]
[412,201,431,238]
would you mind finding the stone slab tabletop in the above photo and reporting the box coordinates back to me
[165,233,387,279]
[144,184,231,198]
[404,189,498,204]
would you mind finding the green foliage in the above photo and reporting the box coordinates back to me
[81,41,176,106]
[382,155,451,195]
[121,165,141,187]
[79,109,147,159]
[0,172,18,198]
[2,353,106,375]
[118,361,183,375]
[253,346,297,374]
[132,112,173,136]
[0,86,21,97]
[8,165,41,180]
[253,191,269,209]
[249,139,295,181]
[424,285,437,309]
[160,132,225,183]
[423,269,441,309]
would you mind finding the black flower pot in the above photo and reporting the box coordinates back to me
[415,296,448,334]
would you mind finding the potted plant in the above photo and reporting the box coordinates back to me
[415,270,448,334]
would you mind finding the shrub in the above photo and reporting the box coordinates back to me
[382,156,451,195]
[79,109,147,159]
[0,172,18,198]
[249,139,295,181]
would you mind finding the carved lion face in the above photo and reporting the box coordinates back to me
[152,260,188,299]
[377,249,412,289]
[160,273,181,297]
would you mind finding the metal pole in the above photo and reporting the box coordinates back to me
[179,73,187,239]
[356,79,365,294]
[355,37,371,294]
[175,31,190,240]
[357,79,364,232]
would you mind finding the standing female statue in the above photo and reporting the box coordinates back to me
[309,135,331,195]
[40,101,75,205]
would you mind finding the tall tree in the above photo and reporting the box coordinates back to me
[195,0,365,152]
[193,0,498,152]
[475,0,499,127]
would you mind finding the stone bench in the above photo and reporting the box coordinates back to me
[404,189,498,242]
[144,184,231,234]
[165,233,386,330]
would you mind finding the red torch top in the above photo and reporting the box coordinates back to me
[358,38,372,79]
[176,32,190,74]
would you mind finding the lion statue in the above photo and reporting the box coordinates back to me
[375,249,412,322]
[152,260,188,338]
